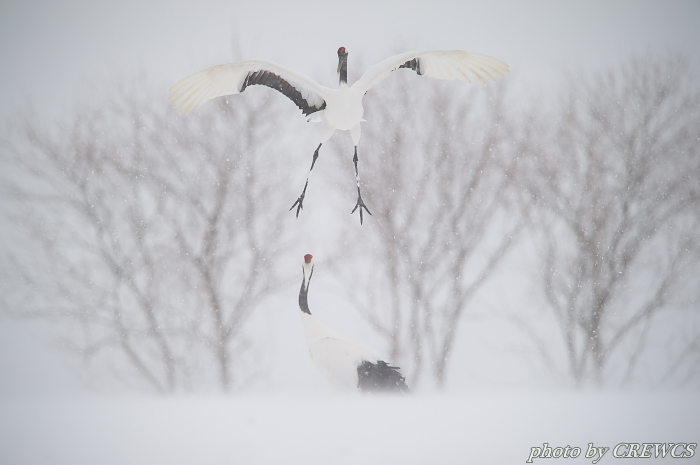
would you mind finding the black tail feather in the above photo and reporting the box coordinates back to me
[357,360,410,393]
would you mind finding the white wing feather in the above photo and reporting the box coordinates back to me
[308,337,380,392]
[352,50,509,95]
[169,60,330,114]
[299,312,380,392]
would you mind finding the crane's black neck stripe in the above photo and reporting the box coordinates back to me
[339,60,348,85]
[240,70,326,116]
[298,267,313,315]
[399,58,423,76]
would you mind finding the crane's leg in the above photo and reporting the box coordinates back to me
[290,143,322,218]
[351,146,372,225]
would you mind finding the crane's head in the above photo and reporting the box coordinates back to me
[302,254,314,288]
[299,254,314,314]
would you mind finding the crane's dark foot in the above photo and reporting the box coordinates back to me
[289,191,306,218]
[350,146,371,224]
[351,194,372,225]
[290,143,322,219]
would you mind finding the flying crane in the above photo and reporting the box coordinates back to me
[169,48,509,224]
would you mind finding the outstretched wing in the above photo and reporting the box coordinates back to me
[352,50,509,95]
[169,60,330,115]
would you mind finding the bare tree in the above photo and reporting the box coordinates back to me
[0,79,295,392]
[329,76,524,388]
[519,55,700,386]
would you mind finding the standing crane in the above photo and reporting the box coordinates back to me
[169,48,509,224]
[298,254,409,392]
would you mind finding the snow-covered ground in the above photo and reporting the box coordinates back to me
[1,391,697,464]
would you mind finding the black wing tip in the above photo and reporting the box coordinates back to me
[357,360,410,393]
[398,58,422,76]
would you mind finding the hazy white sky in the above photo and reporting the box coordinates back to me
[1,0,699,123]
[1,0,699,396]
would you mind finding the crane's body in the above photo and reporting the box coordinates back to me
[299,312,380,391]
[170,48,509,223]
[298,254,409,393]
[322,84,365,133]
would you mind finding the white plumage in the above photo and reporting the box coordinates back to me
[169,48,509,223]
[298,254,409,393]
[300,312,381,391]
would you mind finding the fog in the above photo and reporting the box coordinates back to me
[1,0,700,463]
